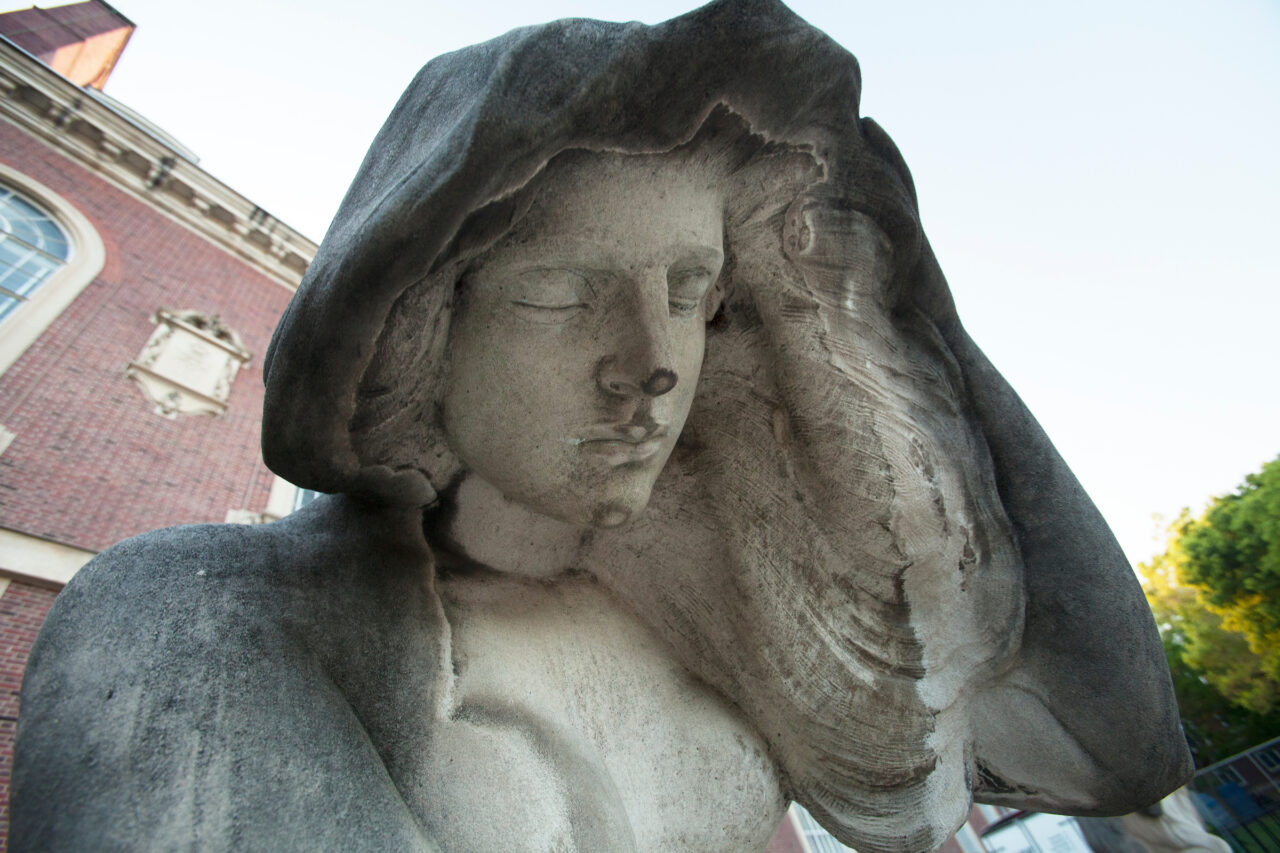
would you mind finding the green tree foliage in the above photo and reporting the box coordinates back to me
[1139,455,1280,764]
[1179,457,1280,670]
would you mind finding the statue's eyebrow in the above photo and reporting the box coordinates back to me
[669,244,725,267]
[514,237,724,264]
[509,267,598,298]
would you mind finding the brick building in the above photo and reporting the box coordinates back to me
[0,1,316,844]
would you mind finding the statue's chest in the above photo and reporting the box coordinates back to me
[423,572,785,852]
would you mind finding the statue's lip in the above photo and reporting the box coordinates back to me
[579,436,665,462]
[575,424,670,462]
[579,423,670,444]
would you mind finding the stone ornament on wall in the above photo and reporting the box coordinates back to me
[125,308,250,417]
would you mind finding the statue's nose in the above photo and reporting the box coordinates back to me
[596,272,677,398]
[597,361,677,397]
[596,357,677,398]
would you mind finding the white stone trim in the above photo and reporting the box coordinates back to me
[154,308,250,357]
[225,508,272,525]
[263,474,302,519]
[225,477,304,525]
[0,160,106,377]
[0,38,316,291]
[125,361,228,416]
[0,527,95,587]
[0,424,14,455]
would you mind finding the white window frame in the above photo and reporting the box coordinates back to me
[954,821,986,853]
[0,162,106,376]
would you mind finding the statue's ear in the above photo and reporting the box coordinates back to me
[703,273,726,322]
[916,242,1193,813]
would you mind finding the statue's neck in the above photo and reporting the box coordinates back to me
[426,474,592,579]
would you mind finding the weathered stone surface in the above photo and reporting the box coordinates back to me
[13,1,1192,851]
[1117,787,1232,852]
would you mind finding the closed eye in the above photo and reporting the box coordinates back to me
[668,267,715,315]
[508,269,592,322]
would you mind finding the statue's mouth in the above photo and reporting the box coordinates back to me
[574,422,670,462]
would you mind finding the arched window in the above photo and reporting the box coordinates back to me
[0,186,71,324]
[0,163,105,377]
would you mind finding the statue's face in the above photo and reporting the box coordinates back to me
[441,152,724,528]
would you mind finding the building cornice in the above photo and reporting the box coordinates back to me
[0,37,316,291]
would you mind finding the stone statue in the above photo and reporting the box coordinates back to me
[12,1,1193,851]
[1119,788,1233,853]
[1080,786,1235,853]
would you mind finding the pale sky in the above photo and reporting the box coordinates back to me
[7,0,1278,566]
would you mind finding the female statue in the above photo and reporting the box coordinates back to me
[12,1,1191,851]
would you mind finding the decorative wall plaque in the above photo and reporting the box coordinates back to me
[125,308,250,417]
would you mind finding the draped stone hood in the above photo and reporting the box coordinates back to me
[260,1,1193,849]
[262,0,913,502]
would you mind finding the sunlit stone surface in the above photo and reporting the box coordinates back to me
[12,2,1191,850]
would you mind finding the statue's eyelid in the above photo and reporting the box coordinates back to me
[664,269,711,316]
[668,267,715,296]
[510,268,595,307]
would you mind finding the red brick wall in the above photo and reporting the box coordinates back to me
[0,118,293,552]
[0,580,58,852]
[0,119,296,850]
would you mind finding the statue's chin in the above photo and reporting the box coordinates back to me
[551,494,649,530]
[535,478,656,530]
[590,501,640,529]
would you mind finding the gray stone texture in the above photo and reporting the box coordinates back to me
[13,1,1192,851]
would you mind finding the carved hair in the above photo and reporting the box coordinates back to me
[349,105,823,498]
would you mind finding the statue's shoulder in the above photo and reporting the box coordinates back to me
[25,494,439,700]
[32,504,321,665]
[13,495,442,852]
[63,513,299,602]
[52,493,429,629]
